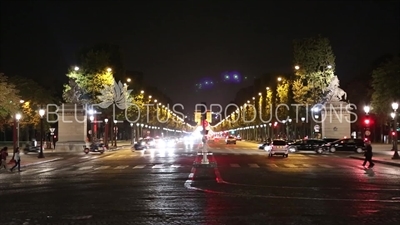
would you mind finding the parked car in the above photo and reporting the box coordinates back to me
[266,139,289,157]
[326,138,366,153]
[288,139,326,153]
[225,136,237,144]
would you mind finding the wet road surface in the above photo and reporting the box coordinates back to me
[1,140,400,225]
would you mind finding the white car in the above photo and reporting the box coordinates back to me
[266,140,289,158]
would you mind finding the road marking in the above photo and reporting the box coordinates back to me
[170,164,181,168]
[319,164,334,168]
[37,168,53,173]
[283,164,297,168]
[230,164,240,167]
[133,165,146,169]
[248,163,260,168]
[95,166,110,170]
[114,165,129,169]
[302,164,316,167]
[79,166,94,170]
[152,164,164,169]
[266,164,278,167]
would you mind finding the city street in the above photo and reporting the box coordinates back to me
[1,140,400,225]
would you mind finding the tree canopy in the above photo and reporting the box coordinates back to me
[292,35,336,105]
[371,56,400,115]
[0,73,21,126]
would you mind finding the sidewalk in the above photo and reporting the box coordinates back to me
[349,150,400,167]
[5,154,63,169]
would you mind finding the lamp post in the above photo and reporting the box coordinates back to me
[391,102,399,159]
[130,123,134,144]
[114,120,118,147]
[89,115,94,144]
[15,113,21,148]
[38,109,45,158]
[104,118,109,147]
[301,117,306,138]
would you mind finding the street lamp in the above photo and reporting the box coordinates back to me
[391,102,399,159]
[15,113,21,148]
[277,77,282,82]
[38,108,45,158]
[114,120,118,147]
[130,123,134,144]
[294,65,300,70]
[363,106,370,114]
[89,115,94,143]
[301,117,306,138]
[104,118,109,147]
[107,67,112,72]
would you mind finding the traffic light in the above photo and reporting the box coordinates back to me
[392,131,396,136]
[364,118,370,125]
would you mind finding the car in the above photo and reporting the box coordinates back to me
[132,140,147,151]
[236,136,242,141]
[225,136,236,144]
[144,138,156,148]
[266,139,289,157]
[288,139,326,154]
[326,138,366,153]
[258,141,270,150]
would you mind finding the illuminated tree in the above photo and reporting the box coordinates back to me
[0,73,21,127]
[292,35,336,104]
[371,56,400,115]
[276,80,290,118]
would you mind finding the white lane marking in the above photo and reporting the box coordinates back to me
[284,164,297,168]
[133,165,146,169]
[152,164,164,169]
[230,164,240,167]
[319,164,334,168]
[266,164,278,167]
[95,166,110,170]
[78,166,93,170]
[249,163,260,168]
[302,164,316,167]
[114,165,129,169]
[170,164,181,168]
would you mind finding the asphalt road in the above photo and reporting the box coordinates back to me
[1,139,399,225]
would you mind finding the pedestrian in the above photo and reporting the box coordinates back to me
[363,140,375,168]
[0,147,8,170]
[10,147,21,172]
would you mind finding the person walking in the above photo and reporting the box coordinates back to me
[1,147,9,170]
[10,147,21,172]
[363,140,375,168]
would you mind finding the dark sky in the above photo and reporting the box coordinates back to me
[1,0,399,112]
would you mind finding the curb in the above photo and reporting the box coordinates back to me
[349,156,400,167]
[20,157,63,168]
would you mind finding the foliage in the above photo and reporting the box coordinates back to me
[292,35,336,104]
[8,76,56,128]
[63,67,114,104]
[371,56,400,115]
[0,73,21,127]
[292,79,310,105]
[276,80,290,118]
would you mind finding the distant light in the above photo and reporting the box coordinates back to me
[294,65,300,70]
[327,65,332,69]
[74,66,79,71]
[19,100,25,103]
[107,68,112,72]
[127,78,131,82]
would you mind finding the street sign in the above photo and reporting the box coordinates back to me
[365,130,371,136]
[314,125,320,132]
[49,128,55,133]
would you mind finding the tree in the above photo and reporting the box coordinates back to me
[63,66,114,104]
[276,80,290,118]
[0,73,21,127]
[371,56,400,115]
[292,35,336,105]
[77,43,125,81]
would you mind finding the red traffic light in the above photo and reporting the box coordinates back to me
[392,131,396,136]
[364,119,370,125]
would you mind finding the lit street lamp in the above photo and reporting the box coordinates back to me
[89,115,94,143]
[15,113,21,148]
[130,123,134,144]
[301,117,306,138]
[104,118,109,147]
[38,108,45,158]
[391,102,399,159]
[114,120,118,147]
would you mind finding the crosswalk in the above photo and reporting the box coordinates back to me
[19,163,349,174]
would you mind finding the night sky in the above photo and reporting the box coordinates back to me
[1,0,399,111]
